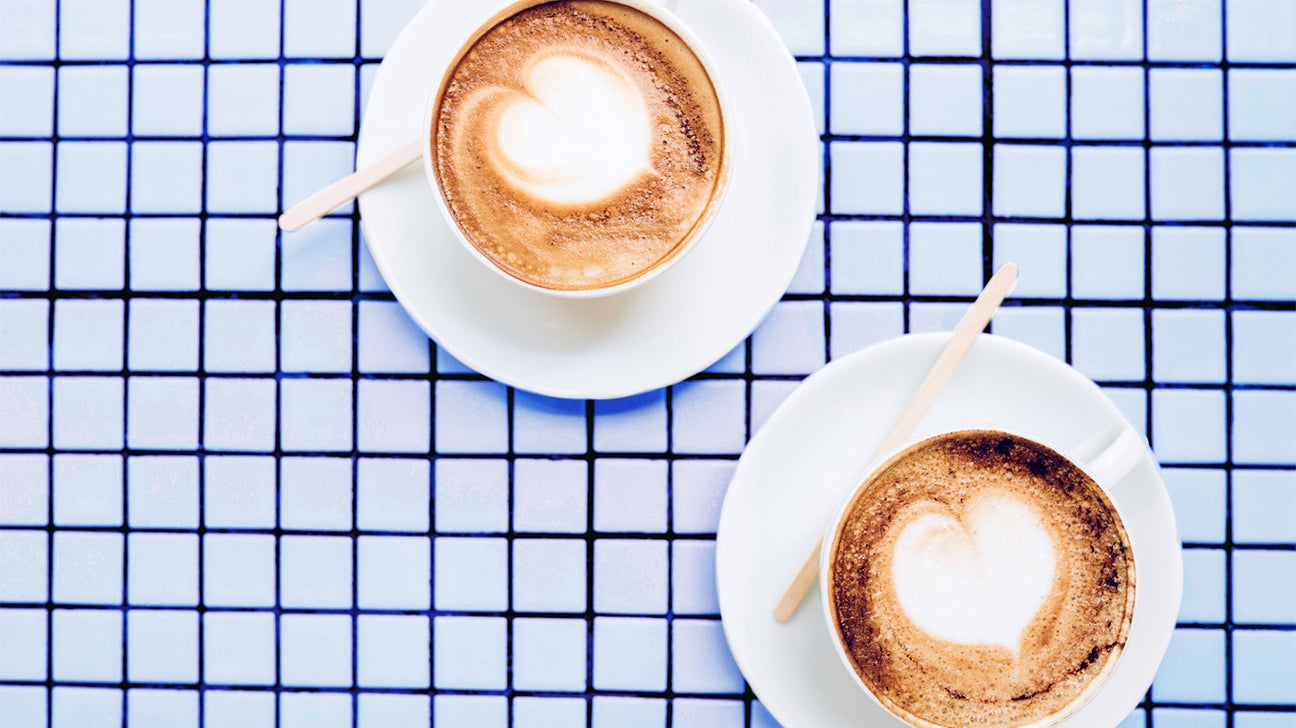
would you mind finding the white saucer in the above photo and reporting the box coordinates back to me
[715,333,1182,728]
[355,0,818,399]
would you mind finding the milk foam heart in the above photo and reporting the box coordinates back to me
[493,54,652,205]
[891,489,1057,655]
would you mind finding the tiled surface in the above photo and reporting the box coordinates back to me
[1,0,1295,726]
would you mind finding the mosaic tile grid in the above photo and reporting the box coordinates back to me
[0,0,1294,726]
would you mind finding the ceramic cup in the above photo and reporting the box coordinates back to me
[419,0,732,298]
[818,426,1146,728]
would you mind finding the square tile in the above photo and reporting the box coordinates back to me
[0,376,49,449]
[1163,467,1226,544]
[53,454,122,526]
[127,689,198,728]
[205,219,278,292]
[283,63,356,136]
[671,619,745,693]
[594,539,668,614]
[52,376,124,450]
[992,224,1067,298]
[512,618,587,691]
[671,380,746,455]
[1071,146,1146,220]
[132,65,204,136]
[751,380,799,437]
[751,301,825,375]
[52,687,122,728]
[1232,551,1296,624]
[0,609,47,680]
[130,142,203,214]
[0,299,48,370]
[1153,389,1227,463]
[1071,67,1145,140]
[434,536,507,612]
[1152,309,1225,383]
[0,66,54,136]
[0,142,52,212]
[514,698,586,728]
[281,218,353,291]
[128,299,200,371]
[830,141,903,215]
[281,693,350,728]
[281,535,353,608]
[280,456,352,531]
[990,307,1067,364]
[433,616,506,690]
[830,63,902,136]
[358,300,429,373]
[829,0,902,55]
[203,378,276,452]
[908,142,982,215]
[1148,0,1221,61]
[358,615,429,688]
[205,141,279,213]
[358,457,429,532]
[55,141,127,213]
[1070,307,1146,381]
[594,459,668,533]
[128,533,199,605]
[52,609,121,681]
[358,536,430,609]
[1231,148,1296,222]
[513,392,588,454]
[433,695,506,728]
[1152,226,1225,301]
[126,610,198,683]
[1152,628,1226,702]
[0,0,56,60]
[909,64,982,137]
[829,301,905,359]
[358,694,429,728]
[204,690,275,727]
[593,617,667,690]
[1179,548,1225,622]
[129,219,201,292]
[434,458,507,533]
[512,538,587,613]
[829,221,903,295]
[513,459,588,534]
[280,613,352,687]
[53,299,123,371]
[0,454,48,525]
[127,376,199,450]
[54,218,123,290]
[992,65,1066,138]
[908,222,983,295]
[1149,69,1223,141]
[1233,630,1296,703]
[908,0,980,56]
[1233,470,1296,544]
[203,534,276,606]
[1227,0,1296,61]
[284,0,356,58]
[203,300,276,372]
[280,299,352,373]
[673,700,744,728]
[0,530,47,601]
[0,220,51,290]
[280,378,352,452]
[59,0,128,59]
[992,0,1063,58]
[283,141,356,211]
[671,540,719,615]
[127,455,199,529]
[1150,147,1225,221]
[1228,70,1296,142]
[134,0,204,59]
[435,380,508,453]
[57,66,127,137]
[1232,311,1296,384]
[1232,390,1296,465]
[357,379,429,453]
[993,144,1066,218]
[593,698,666,728]
[209,0,281,59]
[52,531,122,604]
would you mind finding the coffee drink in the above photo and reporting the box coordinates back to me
[431,0,727,291]
[827,431,1136,728]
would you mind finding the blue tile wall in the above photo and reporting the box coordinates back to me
[1,0,1294,726]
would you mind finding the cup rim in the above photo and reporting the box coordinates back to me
[817,427,1140,728]
[418,0,734,299]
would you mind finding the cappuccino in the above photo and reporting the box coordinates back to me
[431,0,727,291]
[828,431,1136,728]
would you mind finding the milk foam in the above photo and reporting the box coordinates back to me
[493,53,652,205]
[891,490,1057,656]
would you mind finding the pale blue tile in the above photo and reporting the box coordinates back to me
[993,0,1063,58]
[358,379,429,453]
[990,307,1066,362]
[829,301,905,359]
[1152,628,1226,702]
[673,699,744,728]
[203,300,276,372]
[128,533,198,606]
[594,539,667,614]
[593,617,667,690]
[1236,713,1296,728]
[592,697,666,728]
[908,0,980,56]
[594,459,667,533]
[672,380,746,455]
[128,299,200,373]
[1149,69,1223,141]
[52,688,121,728]
[0,220,51,290]
[1163,468,1226,544]
[0,66,53,136]
[357,536,429,609]
[594,390,667,452]
[1152,226,1226,301]
[52,376,124,450]
[1227,0,1296,62]
[127,455,199,529]
[830,0,902,55]
[56,141,126,213]
[281,693,350,728]
[992,224,1067,298]
[752,0,824,55]
[433,616,506,689]
[53,454,122,526]
[0,300,47,370]
[357,615,429,688]
[1151,147,1225,221]
[131,142,203,214]
[209,0,281,59]
[202,378,276,452]
[0,454,49,526]
[358,694,429,728]
[830,141,904,215]
[281,218,353,291]
[1233,630,1296,703]
[204,690,276,727]
[513,459,588,534]
[993,144,1067,218]
[1152,709,1226,728]
[1072,307,1146,381]
[0,609,47,680]
[1179,548,1226,622]
[127,690,198,728]
[0,688,45,727]
[283,141,355,212]
[435,346,474,374]
[1232,390,1296,465]
[512,538,587,613]
[1231,229,1292,299]
[514,697,586,728]
[752,301,825,375]
[434,536,507,611]
[357,457,429,533]
[797,61,826,136]
[1233,311,1296,384]
[1148,0,1221,61]
[993,66,1066,138]
[280,456,351,531]
[433,695,506,728]
[1072,146,1145,219]
[357,301,428,373]
[53,299,122,371]
[280,300,351,373]
[1152,309,1226,383]
[57,66,127,137]
[280,535,352,608]
[0,530,47,601]
[671,540,719,615]
[203,534,276,606]
[283,63,355,136]
[433,458,507,533]
[134,0,204,59]
[1098,387,1144,445]
[279,378,352,452]
[1071,67,1145,140]
[59,0,128,60]
[788,220,825,295]
[513,392,587,454]
[830,221,903,295]
[127,377,199,449]
[129,219,201,292]
[511,618,587,691]
[279,614,352,687]
[830,62,903,136]
[205,141,279,213]
[0,376,49,449]
[0,142,52,213]
[671,619,745,693]
[1229,70,1296,141]
[1233,470,1296,544]
[1231,148,1296,222]
[1153,389,1227,463]
[203,612,276,684]
[909,64,982,136]
[909,222,983,295]
[205,219,278,292]
[0,0,55,60]
[1233,550,1296,624]
[284,0,355,58]
[53,612,122,681]
[359,0,424,58]
[132,65,204,137]
[909,142,983,215]
[435,380,508,454]
[52,531,123,605]
[358,234,388,292]
[703,341,747,375]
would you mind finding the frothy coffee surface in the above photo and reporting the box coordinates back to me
[433,0,725,290]
[829,431,1136,728]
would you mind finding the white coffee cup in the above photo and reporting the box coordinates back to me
[818,426,1145,728]
[418,0,733,298]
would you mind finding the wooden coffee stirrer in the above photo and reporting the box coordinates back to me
[772,262,1018,623]
[278,140,423,232]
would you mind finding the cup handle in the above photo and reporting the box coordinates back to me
[1070,425,1146,488]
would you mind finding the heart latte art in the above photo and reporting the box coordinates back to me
[432,1,726,291]
[829,431,1136,728]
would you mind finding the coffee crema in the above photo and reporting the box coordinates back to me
[432,0,726,291]
[828,431,1136,728]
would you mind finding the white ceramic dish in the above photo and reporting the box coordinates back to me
[356,0,818,399]
[715,333,1182,728]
